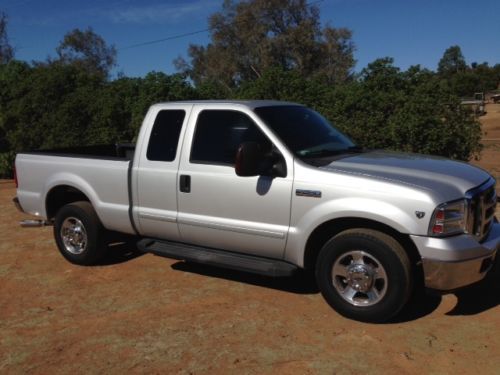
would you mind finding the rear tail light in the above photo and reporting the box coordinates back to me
[13,164,18,188]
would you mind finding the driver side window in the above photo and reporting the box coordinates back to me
[190,110,271,166]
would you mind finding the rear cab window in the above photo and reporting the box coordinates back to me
[146,110,186,162]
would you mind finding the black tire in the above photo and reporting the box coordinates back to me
[53,201,107,265]
[315,229,412,323]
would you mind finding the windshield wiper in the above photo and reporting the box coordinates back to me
[300,146,363,158]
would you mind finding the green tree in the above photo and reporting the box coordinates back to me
[437,45,467,76]
[55,27,117,77]
[127,72,198,135]
[90,77,141,144]
[0,11,14,64]
[470,62,500,91]
[389,76,481,159]
[325,60,481,160]
[237,66,329,106]
[176,0,355,89]
[0,63,103,153]
[324,58,407,149]
[0,27,487,178]
[0,60,33,154]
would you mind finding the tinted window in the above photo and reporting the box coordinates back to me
[190,110,270,165]
[146,110,185,162]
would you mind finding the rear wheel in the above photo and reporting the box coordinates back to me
[315,229,412,322]
[54,201,107,265]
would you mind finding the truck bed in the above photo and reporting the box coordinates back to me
[15,143,137,235]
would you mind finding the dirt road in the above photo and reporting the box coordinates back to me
[472,103,500,189]
[1,108,500,374]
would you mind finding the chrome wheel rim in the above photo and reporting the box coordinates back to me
[332,250,388,307]
[60,217,87,255]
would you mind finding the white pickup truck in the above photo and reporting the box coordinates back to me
[14,100,499,322]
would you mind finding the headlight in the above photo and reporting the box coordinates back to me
[429,199,468,236]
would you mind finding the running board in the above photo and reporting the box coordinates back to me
[137,238,297,277]
[20,219,53,227]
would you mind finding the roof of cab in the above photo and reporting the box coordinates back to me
[152,100,302,110]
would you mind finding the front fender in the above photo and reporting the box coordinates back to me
[284,197,427,267]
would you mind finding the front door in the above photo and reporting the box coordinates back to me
[177,107,293,259]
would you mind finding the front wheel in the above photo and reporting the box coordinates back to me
[54,201,107,265]
[315,229,412,322]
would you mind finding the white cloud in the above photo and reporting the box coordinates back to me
[107,0,217,24]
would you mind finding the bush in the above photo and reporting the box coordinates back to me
[0,152,15,178]
[0,58,485,177]
[238,62,482,161]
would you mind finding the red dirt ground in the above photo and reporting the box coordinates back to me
[1,106,499,374]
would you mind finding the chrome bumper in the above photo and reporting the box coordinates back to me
[13,197,24,213]
[411,222,500,291]
[421,253,496,290]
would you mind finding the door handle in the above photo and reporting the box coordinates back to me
[180,175,191,193]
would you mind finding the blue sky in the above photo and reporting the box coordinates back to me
[2,0,499,77]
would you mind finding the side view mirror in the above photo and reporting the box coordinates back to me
[235,142,263,177]
[235,142,288,178]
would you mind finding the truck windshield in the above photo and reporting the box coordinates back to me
[254,105,357,158]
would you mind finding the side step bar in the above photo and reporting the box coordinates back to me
[20,220,53,227]
[137,238,298,277]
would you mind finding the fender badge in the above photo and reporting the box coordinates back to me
[415,211,425,219]
[296,189,322,198]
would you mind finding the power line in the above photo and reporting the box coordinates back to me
[118,28,209,51]
[117,0,325,51]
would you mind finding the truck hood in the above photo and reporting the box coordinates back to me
[320,150,491,201]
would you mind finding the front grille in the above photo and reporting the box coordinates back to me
[467,179,497,242]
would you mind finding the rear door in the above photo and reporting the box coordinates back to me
[135,104,192,239]
[177,105,294,259]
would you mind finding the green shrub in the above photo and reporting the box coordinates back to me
[0,58,485,180]
[0,152,15,179]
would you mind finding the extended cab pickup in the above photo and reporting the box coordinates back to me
[14,101,499,322]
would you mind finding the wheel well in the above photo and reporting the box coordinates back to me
[46,185,90,220]
[303,218,422,278]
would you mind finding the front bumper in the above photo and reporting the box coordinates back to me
[410,222,500,291]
